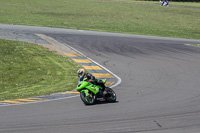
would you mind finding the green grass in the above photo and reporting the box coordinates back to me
[0,0,200,39]
[0,39,81,100]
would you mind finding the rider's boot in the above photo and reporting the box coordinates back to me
[101,84,106,95]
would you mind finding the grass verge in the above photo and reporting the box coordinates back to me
[0,0,200,39]
[0,39,81,100]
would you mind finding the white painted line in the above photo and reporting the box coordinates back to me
[36,34,121,88]
[62,42,122,88]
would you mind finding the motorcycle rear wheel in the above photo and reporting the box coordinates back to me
[80,91,95,105]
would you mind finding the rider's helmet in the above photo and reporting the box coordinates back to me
[77,68,85,77]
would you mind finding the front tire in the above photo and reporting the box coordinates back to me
[80,91,95,105]
[105,87,116,102]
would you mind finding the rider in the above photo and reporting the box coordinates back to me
[160,0,169,6]
[77,68,105,93]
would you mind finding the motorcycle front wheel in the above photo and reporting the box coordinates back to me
[80,91,95,105]
[105,87,116,102]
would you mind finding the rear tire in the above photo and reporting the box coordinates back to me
[80,91,95,105]
[105,87,116,102]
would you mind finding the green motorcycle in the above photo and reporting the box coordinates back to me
[76,78,116,105]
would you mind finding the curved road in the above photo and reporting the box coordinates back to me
[1,24,200,133]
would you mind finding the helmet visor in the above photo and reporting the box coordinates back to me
[78,71,83,77]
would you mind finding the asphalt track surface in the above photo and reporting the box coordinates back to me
[1,24,200,133]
